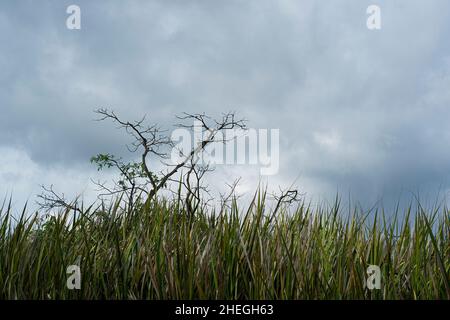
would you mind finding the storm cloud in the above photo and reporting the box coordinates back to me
[1,0,450,209]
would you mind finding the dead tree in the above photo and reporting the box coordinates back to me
[267,187,304,224]
[38,108,246,213]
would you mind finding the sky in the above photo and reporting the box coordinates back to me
[1,0,450,211]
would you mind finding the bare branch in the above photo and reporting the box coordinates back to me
[36,185,82,213]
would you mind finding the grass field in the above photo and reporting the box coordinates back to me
[0,191,449,300]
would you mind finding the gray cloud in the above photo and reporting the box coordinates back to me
[1,0,450,208]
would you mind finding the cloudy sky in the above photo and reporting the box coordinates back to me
[1,0,450,210]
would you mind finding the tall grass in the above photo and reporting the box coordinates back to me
[0,191,448,299]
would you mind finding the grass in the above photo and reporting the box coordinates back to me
[0,190,448,300]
